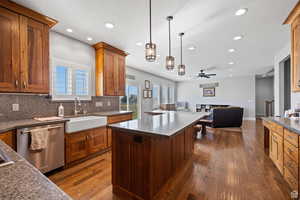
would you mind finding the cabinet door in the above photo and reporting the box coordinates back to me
[87,127,108,154]
[292,16,300,92]
[184,126,194,160]
[270,132,283,173]
[20,16,49,93]
[117,55,125,96]
[0,7,20,92]
[104,50,116,96]
[0,131,14,149]
[65,131,88,164]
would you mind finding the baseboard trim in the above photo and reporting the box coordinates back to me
[243,117,256,121]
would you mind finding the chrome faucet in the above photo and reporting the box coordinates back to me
[74,97,82,115]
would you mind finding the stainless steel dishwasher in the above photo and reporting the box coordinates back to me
[17,123,65,173]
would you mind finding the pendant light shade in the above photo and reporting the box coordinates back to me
[178,32,186,76]
[145,0,156,62]
[166,16,175,70]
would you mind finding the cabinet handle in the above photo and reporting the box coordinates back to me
[15,80,18,87]
[23,81,27,88]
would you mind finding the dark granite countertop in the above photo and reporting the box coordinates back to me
[0,141,72,200]
[109,111,208,137]
[0,119,69,134]
[263,117,300,135]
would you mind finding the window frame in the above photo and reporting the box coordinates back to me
[152,84,161,109]
[51,58,92,101]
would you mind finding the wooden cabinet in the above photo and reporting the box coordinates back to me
[65,131,89,164]
[93,42,127,96]
[0,131,15,149]
[112,124,195,200]
[0,1,56,93]
[65,127,108,165]
[107,113,133,147]
[87,127,107,154]
[284,2,300,92]
[270,131,283,173]
[263,118,300,192]
[0,7,20,92]
[20,16,49,93]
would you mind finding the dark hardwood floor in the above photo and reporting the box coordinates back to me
[49,120,292,200]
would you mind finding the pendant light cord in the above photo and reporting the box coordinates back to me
[180,34,183,65]
[168,19,171,56]
[149,0,152,44]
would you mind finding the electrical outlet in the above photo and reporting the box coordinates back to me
[12,104,19,111]
[107,101,111,106]
[96,102,103,107]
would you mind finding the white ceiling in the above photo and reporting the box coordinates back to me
[12,0,298,81]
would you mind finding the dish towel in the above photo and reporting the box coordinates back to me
[30,128,49,151]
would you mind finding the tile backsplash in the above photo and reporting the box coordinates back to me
[0,94,119,121]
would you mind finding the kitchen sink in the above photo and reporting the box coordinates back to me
[65,116,107,133]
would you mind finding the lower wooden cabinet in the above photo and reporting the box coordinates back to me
[65,127,107,165]
[0,131,15,150]
[269,131,283,173]
[87,127,107,154]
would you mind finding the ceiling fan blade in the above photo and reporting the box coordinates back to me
[207,74,216,76]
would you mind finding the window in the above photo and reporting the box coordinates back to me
[153,84,160,109]
[161,86,175,104]
[52,59,91,100]
[168,87,175,103]
[120,84,139,119]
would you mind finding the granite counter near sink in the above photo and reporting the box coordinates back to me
[0,140,72,200]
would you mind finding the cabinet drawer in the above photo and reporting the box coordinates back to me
[284,129,299,147]
[284,140,299,163]
[284,153,299,178]
[284,167,299,191]
[270,121,283,136]
[108,114,132,124]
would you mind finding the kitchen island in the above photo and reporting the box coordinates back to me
[109,111,207,200]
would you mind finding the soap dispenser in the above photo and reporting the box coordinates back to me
[58,103,64,117]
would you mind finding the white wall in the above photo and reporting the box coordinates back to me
[49,31,96,95]
[274,42,291,116]
[255,77,274,116]
[126,67,177,116]
[177,76,256,119]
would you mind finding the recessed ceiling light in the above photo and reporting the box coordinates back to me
[188,46,196,51]
[233,35,243,41]
[229,62,234,65]
[87,37,93,41]
[235,8,248,16]
[136,42,143,46]
[105,22,115,29]
[228,48,236,53]
[66,28,73,33]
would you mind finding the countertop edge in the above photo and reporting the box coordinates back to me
[109,114,205,137]
[0,119,69,134]
[263,117,300,135]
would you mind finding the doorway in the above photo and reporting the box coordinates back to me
[279,56,291,116]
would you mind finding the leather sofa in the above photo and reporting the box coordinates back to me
[206,107,244,128]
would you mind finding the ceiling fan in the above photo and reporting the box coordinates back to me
[194,69,216,79]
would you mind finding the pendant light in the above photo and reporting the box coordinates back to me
[145,0,156,62]
[178,32,186,76]
[166,16,175,70]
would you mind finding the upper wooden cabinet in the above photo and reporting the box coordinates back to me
[284,2,300,92]
[0,0,57,93]
[93,42,127,96]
